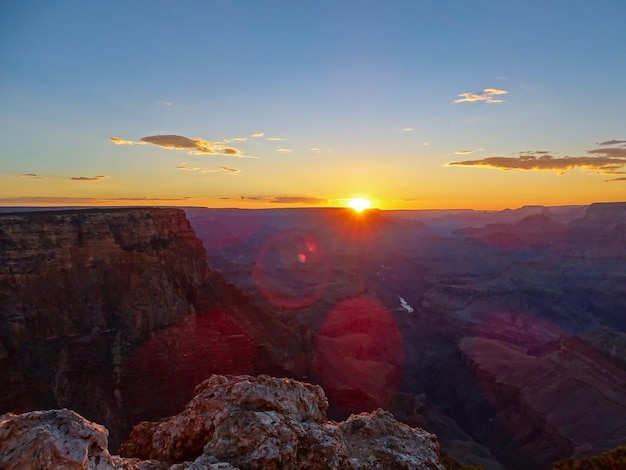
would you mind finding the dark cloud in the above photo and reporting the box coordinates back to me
[238,196,326,205]
[587,147,626,158]
[221,167,240,173]
[109,197,190,201]
[270,197,327,204]
[597,140,626,146]
[111,134,247,157]
[70,175,108,181]
[447,154,626,173]
[20,173,42,179]
[606,177,626,182]
[0,196,97,204]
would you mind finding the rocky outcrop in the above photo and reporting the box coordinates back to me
[0,375,445,470]
[0,208,306,450]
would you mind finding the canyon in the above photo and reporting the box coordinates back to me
[1,204,625,469]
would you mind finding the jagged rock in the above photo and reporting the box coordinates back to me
[0,408,115,469]
[121,374,445,470]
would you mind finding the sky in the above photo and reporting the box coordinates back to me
[1,0,626,210]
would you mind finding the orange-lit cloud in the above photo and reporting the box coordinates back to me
[606,177,626,182]
[20,173,43,179]
[110,134,247,157]
[110,136,146,146]
[454,88,508,103]
[70,175,108,181]
[454,148,484,155]
[251,132,265,138]
[276,148,292,153]
[267,137,288,141]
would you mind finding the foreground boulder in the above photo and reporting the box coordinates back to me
[0,409,116,469]
[0,375,445,469]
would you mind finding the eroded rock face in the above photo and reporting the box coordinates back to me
[0,208,310,451]
[0,409,114,469]
[0,376,444,470]
[120,374,445,470]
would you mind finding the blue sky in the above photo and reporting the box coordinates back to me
[1,1,626,209]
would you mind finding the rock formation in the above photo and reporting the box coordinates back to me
[0,208,306,450]
[0,375,445,470]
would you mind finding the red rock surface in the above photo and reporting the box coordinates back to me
[459,335,626,464]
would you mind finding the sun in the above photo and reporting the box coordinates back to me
[348,198,371,212]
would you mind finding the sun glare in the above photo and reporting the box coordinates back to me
[348,198,371,212]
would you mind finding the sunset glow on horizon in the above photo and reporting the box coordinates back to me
[1,2,625,210]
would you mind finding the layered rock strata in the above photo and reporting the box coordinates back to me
[0,208,305,449]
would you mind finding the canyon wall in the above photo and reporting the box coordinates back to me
[0,208,305,449]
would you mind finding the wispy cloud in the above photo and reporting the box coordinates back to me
[109,197,190,201]
[454,148,484,155]
[70,175,108,181]
[606,177,626,182]
[0,196,98,204]
[597,139,626,146]
[267,137,288,141]
[402,128,414,132]
[221,166,240,173]
[276,148,292,153]
[454,88,508,104]
[20,173,43,179]
[110,136,146,146]
[251,132,265,138]
[270,196,327,204]
[110,134,248,157]
[447,141,626,175]
[239,196,326,205]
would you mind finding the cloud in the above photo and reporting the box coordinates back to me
[221,166,240,173]
[110,136,146,146]
[20,173,43,179]
[108,197,190,201]
[587,147,626,158]
[270,197,327,204]
[0,196,98,204]
[597,140,626,146]
[267,137,288,141]
[454,88,508,104]
[227,137,248,142]
[70,175,108,181]
[238,196,326,205]
[402,128,414,132]
[447,154,626,174]
[251,132,265,138]
[606,177,626,182]
[276,148,292,153]
[454,148,484,155]
[110,134,248,157]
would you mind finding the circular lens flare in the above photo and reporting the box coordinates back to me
[348,198,371,212]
